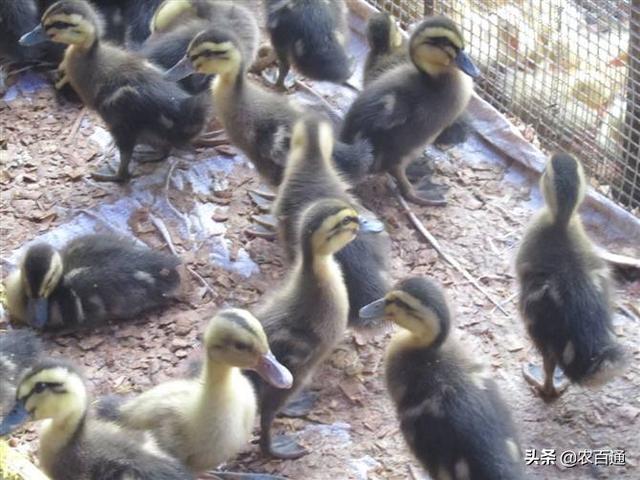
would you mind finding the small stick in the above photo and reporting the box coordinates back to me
[389,177,510,317]
[490,291,518,315]
[66,107,86,144]
[149,213,215,298]
[163,159,190,228]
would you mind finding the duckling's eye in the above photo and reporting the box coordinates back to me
[341,216,356,227]
[33,382,48,394]
[233,341,251,351]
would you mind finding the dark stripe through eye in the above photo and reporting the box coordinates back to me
[46,21,75,30]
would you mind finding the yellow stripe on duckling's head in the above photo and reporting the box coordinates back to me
[362,277,451,348]
[205,309,293,388]
[205,309,269,366]
[187,29,243,75]
[21,243,63,299]
[16,359,87,422]
[297,199,360,258]
[41,1,104,46]
[409,16,477,77]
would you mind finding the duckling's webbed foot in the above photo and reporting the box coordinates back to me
[267,434,309,460]
[391,166,447,207]
[523,359,569,400]
[134,145,171,163]
[280,389,318,418]
[92,136,133,183]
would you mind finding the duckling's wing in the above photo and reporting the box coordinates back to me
[341,90,410,141]
[95,73,206,143]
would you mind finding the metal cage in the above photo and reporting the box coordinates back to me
[366,0,640,213]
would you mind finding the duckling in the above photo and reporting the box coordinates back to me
[0,358,194,480]
[264,0,352,89]
[108,308,291,474]
[166,28,372,185]
[4,234,181,331]
[363,12,406,86]
[360,277,525,479]
[272,114,389,328]
[148,0,259,68]
[516,153,625,398]
[20,0,209,183]
[340,15,480,206]
[0,330,42,416]
[251,198,375,459]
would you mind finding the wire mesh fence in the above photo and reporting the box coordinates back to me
[365,0,640,214]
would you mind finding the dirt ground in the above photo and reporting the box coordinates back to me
[1,10,639,480]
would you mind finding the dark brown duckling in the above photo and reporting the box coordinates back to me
[5,234,181,332]
[516,153,625,398]
[360,277,525,480]
[20,0,210,183]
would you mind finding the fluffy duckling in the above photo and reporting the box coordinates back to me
[148,0,259,68]
[341,15,480,206]
[360,277,525,479]
[140,0,259,93]
[109,309,292,474]
[272,114,389,328]
[363,12,406,86]
[167,28,372,185]
[264,0,352,89]
[0,330,42,416]
[0,358,194,480]
[20,0,209,183]
[5,234,181,331]
[516,153,625,398]
[251,198,369,459]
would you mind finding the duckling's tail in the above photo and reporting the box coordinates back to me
[291,38,353,83]
[578,343,627,388]
[333,138,374,184]
[94,394,127,422]
[176,91,211,141]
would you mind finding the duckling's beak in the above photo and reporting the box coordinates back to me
[0,400,29,436]
[165,56,195,81]
[19,25,49,46]
[253,351,293,389]
[27,297,49,329]
[358,216,385,234]
[455,50,480,78]
[359,297,387,320]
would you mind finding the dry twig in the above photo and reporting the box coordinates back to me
[66,107,86,144]
[389,177,510,317]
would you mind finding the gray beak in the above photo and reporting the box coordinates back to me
[19,25,49,46]
[455,50,480,78]
[165,56,196,81]
[0,400,30,436]
[359,297,387,320]
[358,216,385,234]
[252,350,293,389]
[27,297,49,329]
